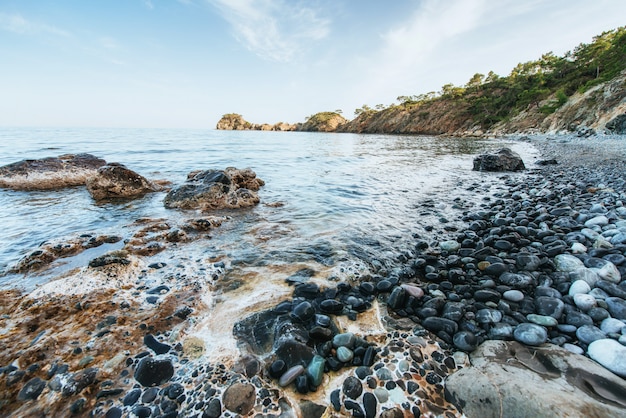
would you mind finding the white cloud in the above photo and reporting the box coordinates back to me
[206,0,331,62]
[99,36,119,50]
[142,0,155,10]
[0,12,70,37]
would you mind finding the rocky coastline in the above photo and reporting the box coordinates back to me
[1,135,626,417]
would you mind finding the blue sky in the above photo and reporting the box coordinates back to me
[1,0,625,129]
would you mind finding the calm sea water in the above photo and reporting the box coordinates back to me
[0,128,535,288]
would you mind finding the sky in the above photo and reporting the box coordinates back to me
[0,0,625,129]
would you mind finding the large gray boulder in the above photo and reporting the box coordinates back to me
[0,153,106,190]
[445,340,626,418]
[164,167,264,211]
[473,148,526,172]
[86,163,160,201]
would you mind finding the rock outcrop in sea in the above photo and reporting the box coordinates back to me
[164,167,265,210]
[86,163,163,201]
[0,153,106,190]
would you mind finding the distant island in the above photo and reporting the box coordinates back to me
[218,27,626,137]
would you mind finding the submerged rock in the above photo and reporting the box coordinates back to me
[86,163,160,201]
[164,167,264,210]
[0,153,106,190]
[472,148,526,172]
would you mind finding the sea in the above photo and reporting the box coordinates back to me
[0,128,537,290]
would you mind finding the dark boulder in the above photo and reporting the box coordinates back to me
[164,167,264,210]
[86,163,160,201]
[606,114,626,134]
[472,148,526,172]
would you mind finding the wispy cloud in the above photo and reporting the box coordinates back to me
[206,0,331,62]
[378,0,491,80]
[99,36,119,50]
[0,12,70,37]
[142,0,155,10]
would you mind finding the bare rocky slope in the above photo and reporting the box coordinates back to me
[217,71,626,137]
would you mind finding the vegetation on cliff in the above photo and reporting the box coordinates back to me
[299,112,347,132]
[341,26,626,135]
[218,27,626,136]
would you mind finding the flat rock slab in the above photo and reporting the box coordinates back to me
[445,340,626,418]
[0,153,106,190]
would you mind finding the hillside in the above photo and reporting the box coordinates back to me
[218,27,626,136]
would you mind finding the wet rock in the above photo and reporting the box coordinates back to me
[144,334,171,355]
[278,365,304,387]
[343,376,363,400]
[498,272,534,288]
[514,323,547,346]
[17,377,46,401]
[576,325,606,345]
[164,167,264,210]
[453,331,478,352]
[445,341,626,418]
[472,148,525,172]
[134,357,174,387]
[86,163,160,200]
[222,382,256,415]
[0,153,106,190]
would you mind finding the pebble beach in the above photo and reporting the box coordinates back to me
[1,134,626,417]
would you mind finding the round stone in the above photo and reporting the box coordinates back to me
[593,261,621,283]
[569,268,600,287]
[17,377,46,401]
[363,392,377,418]
[292,301,315,322]
[306,355,325,387]
[568,280,591,296]
[278,365,304,387]
[476,308,503,324]
[342,376,363,400]
[337,346,354,363]
[333,332,356,349]
[606,297,626,320]
[440,240,460,252]
[527,314,558,327]
[223,382,256,415]
[588,339,626,377]
[573,294,597,311]
[134,357,174,387]
[585,215,609,227]
[453,331,477,352]
[576,325,606,345]
[269,359,287,379]
[401,284,424,298]
[503,289,524,302]
[600,318,626,334]
[534,296,565,319]
[320,299,344,314]
[514,323,547,346]
[555,254,585,272]
[498,272,533,288]
[373,387,389,403]
[563,343,584,355]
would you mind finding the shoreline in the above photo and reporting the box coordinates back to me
[0,134,625,417]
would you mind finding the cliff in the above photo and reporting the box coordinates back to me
[338,71,626,137]
[218,27,626,137]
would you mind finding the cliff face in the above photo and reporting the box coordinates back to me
[339,71,626,137]
[338,99,476,136]
[217,73,626,137]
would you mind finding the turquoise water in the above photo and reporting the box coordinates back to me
[0,128,534,287]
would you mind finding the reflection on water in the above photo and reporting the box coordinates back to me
[0,128,536,286]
